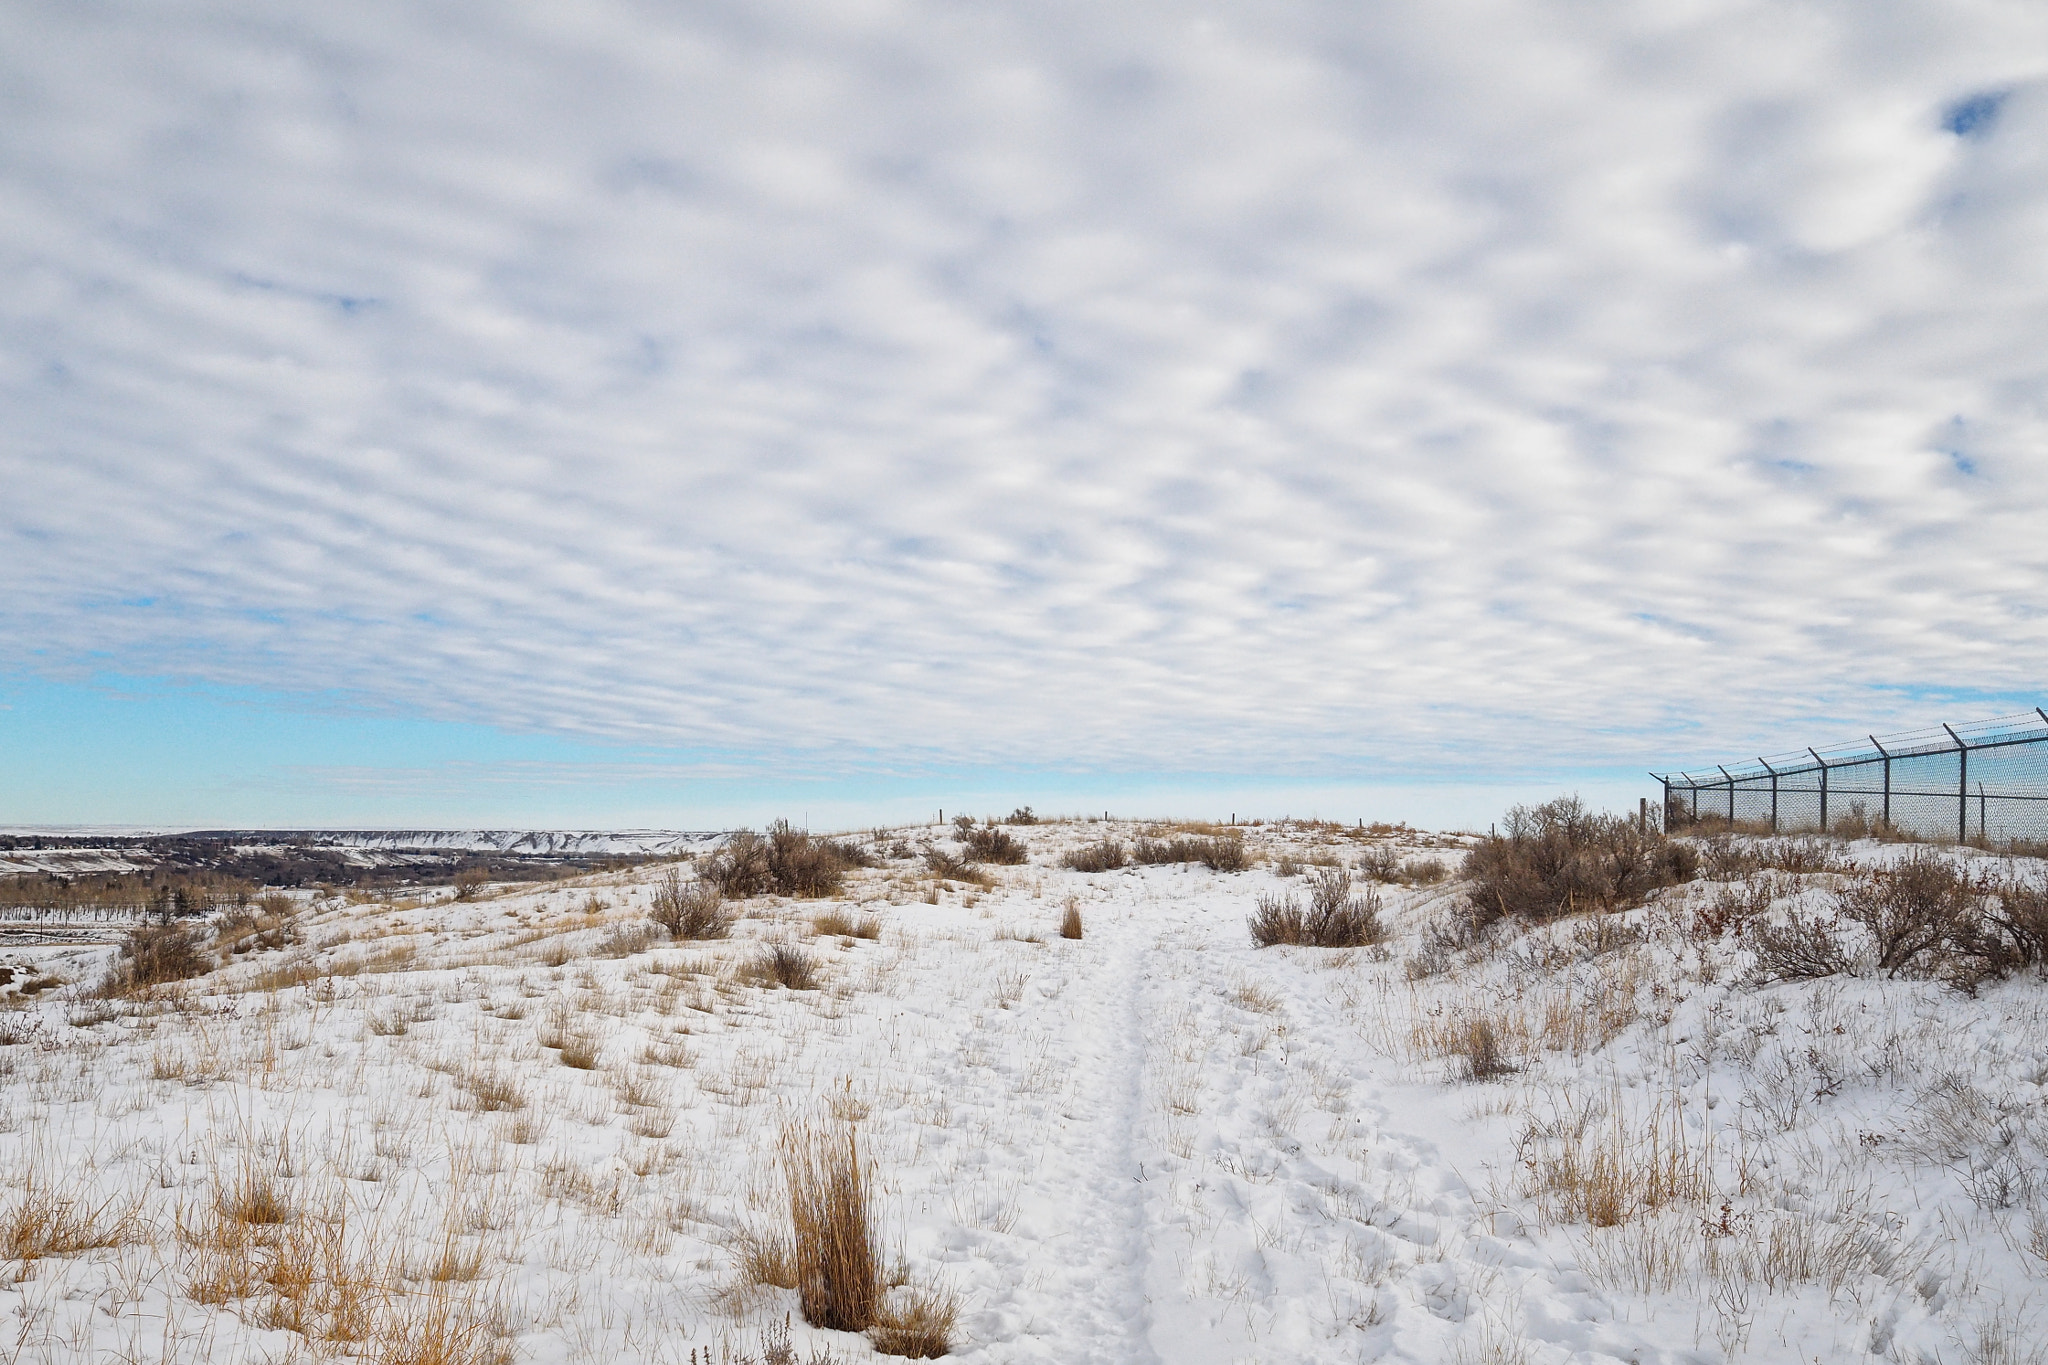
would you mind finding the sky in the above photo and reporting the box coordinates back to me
[4,0,2047,831]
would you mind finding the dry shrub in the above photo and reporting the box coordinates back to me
[1249,869,1381,948]
[100,921,210,995]
[782,1123,880,1333]
[961,826,1028,865]
[871,1286,960,1358]
[597,922,659,958]
[1058,900,1083,940]
[452,869,490,902]
[1003,807,1038,825]
[1465,796,1697,924]
[1401,857,1448,885]
[703,823,868,900]
[1062,839,1126,873]
[1354,844,1403,882]
[739,945,818,991]
[920,847,991,884]
[1950,875,2048,988]
[1835,852,1972,975]
[735,1228,801,1290]
[1132,835,1246,872]
[651,869,733,939]
[1746,908,1856,982]
[556,1033,602,1070]
[1449,1014,1516,1080]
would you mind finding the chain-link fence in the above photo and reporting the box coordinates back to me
[1656,710,2048,846]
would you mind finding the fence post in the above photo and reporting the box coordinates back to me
[1717,765,1736,826]
[1808,749,1828,832]
[1979,783,1988,844]
[1943,724,1967,843]
[1869,735,1890,829]
[1758,757,1778,833]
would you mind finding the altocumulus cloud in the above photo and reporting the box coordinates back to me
[4,0,2048,785]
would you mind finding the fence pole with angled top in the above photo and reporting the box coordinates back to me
[1758,758,1778,833]
[1870,736,1890,828]
[1943,723,1967,843]
[1808,750,1829,832]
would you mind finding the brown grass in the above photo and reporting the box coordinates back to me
[651,869,733,939]
[1,1177,140,1260]
[1058,900,1083,939]
[782,1123,880,1333]
[1061,839,1126,873]
[871,1286,960,1358]
[1249,869,1382,948]
[813,908,882,939]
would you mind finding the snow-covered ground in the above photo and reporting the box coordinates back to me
[2,819,2043,1364]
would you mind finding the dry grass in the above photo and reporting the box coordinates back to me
[651,868,734,940]
[871,1286,960,1358]
[1249,869,1382,948]
[1,1176,141,1260]
[1061,839,1126,873]
[813,909,882,939]
[782,1122,880,1333]
[1058,900,1083,940]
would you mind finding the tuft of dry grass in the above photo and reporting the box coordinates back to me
[99,921,211,996]
[1058,899,1084,939]
[741,945,819,991]
[782,1122,880,1333]
[813,908,882,940]
[1,1177,140,1260]
[871,1285,960,1358]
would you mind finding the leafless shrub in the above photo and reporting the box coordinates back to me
[738,945,819,991]
[1058,900,1083,939]
[961,826,1028,865]
[1250,869,1381,948]
[1827,852,1971,975]
[1746,909,1857,982]
[99,922,210,996]
[650,869,732,939]
[1448,1014,1516,1081]
[921,847,991,884]
[452,868,490,901]
[702,823,868,900]
[1465,796,1697,924]
[597,922,660,958]
[1355,844,1403,882]
[782,1123,880,1333]
[1003,807,1038,825]
[1947,875,2048,989]
[702,831,775,898]
[1061,839,1126,873]
[1132,834,1247,872]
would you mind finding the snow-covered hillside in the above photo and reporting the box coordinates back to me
[2,818,2042,1364]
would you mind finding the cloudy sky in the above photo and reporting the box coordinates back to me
[4,0,2047,829]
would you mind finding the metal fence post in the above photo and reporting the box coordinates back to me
[1869,735,1890,828]
[1943,723,1968,843]
[1717,765,1736,825]
[1758,757,1778,833]
[1809,749,1828,832]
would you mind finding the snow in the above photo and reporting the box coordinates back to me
[1,820,2042,1364]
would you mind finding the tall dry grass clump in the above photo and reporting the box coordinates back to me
[781,1123,880,1333]
[1132,834,1247,872]
[1249,868,1382,947]
[1058,899,1084,939]
[649,868,732,939]
[1464,796,1696,924]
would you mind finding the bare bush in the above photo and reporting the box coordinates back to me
[650,869,732,939]
[1747,909,1857,982]
[100,922,210,996]
[1354,844,1403,882]
[1131,833,1247,872]
[1834,852,1973,976]
[921,847,990,884]
[782,1123,880,1333]
[961,826,1028,865]
[1249,869,1381,948]
[1465,796,1697,924]
[740,945,819,991]
[812,909,882,939]
[1061,839,1126,873]
[702,823,868,900]
[1003,806,1038,825]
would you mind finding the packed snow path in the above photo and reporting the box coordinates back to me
[930,870,1631,1365]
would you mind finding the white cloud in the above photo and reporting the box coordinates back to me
[4,0,2048,783]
